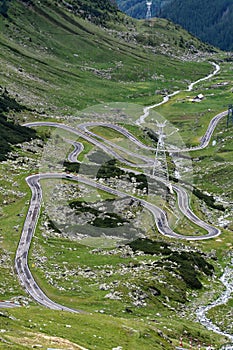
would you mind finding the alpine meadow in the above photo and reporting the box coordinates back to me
[0,1,232,349]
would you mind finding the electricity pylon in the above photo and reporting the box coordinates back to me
[152,121,169,182]
[227,104,233,127]
[146,1,152,20]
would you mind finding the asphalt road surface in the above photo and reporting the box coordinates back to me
[1,63,224,321]
[14,106,225,312]
[13,167,221,312]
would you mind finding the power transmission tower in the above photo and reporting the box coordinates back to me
[227,104,233,127]
[152,121,169,184]
[146,1,152,20]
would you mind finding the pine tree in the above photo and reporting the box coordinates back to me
[0,0,10,18]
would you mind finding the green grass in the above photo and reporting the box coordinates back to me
[88,125,156,159]
[0,0,215,118]
[150,60,233,146]
[190,116,233,201]
[28,229,216,314]
[0,305,175,350]
[207,299,233,334]
[0,167,34,299]
[0,1,232,348]
[25,231,227,347]
[3,303,224,350]
[0,136,231,349]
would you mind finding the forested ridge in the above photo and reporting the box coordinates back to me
[116,0,233,51]
[160,0,233,51]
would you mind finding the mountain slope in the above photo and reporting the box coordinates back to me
[0,2,232,350]
[0,88,37,161]
[161,0,233,51]
[116,0,233,51]
[0,0,214,115]
[0,0,215,159]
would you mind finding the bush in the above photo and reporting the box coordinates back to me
[129,238,171,255]
[193,187,225,211]
[96,159,125,179]
[0,0,11,18]
[0,88,36,161]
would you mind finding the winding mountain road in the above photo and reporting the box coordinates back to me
[14,174,83,312]
[13,164,221,312]
[24,121,153,168]
[2,60,229,344]
[13,101,225,312]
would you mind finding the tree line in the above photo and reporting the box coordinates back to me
[116,0,233,51]
[160,0,233,51]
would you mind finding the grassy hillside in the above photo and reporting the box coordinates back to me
[0,0,215,116]
[0,0,213,159]
[0,1,232,349]
[55,0,120,26]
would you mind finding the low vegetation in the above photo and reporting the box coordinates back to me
[0,0,232,349]
[193,186,225,211]
[129,238,214,290]
[0,88,36,160]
